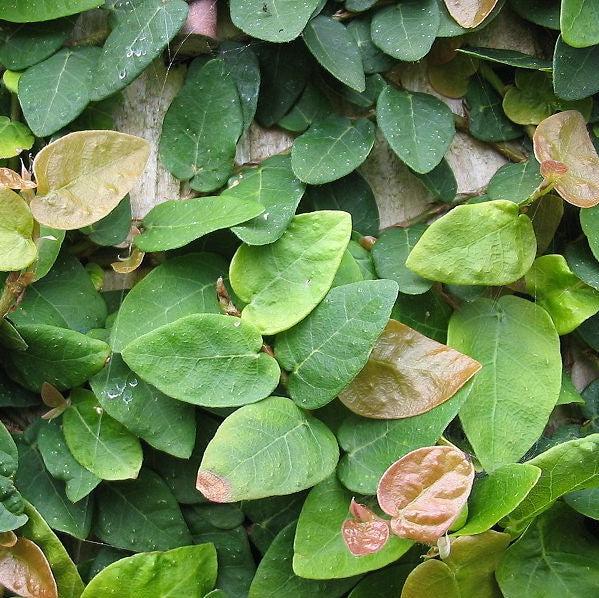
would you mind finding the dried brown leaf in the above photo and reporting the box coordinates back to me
[377,446,475,544]
[533,110,599,207]
[0,168,37,190]
[339,320,481,419]
[0,537,58,598]
[341,499,390,557]
[443,0,499,28]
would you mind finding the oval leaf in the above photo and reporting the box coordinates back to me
[197,396,339,502]
[340,320,481,419]
[443,0,500,28]
[377,445,475,544]
[0,188,37,271]
[31,130,150,230]
[341,500,390,557]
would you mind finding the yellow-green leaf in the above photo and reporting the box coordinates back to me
[0,188,37,271]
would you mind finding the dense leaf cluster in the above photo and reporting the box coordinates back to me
[1,0,599,596]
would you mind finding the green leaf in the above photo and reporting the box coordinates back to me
[0,116,34,159]
[81,544,217,598]
[291,116,375,184]
[31,130,150,230]
[0,188,36,271]
[275,280,398,409]
[557,372,584,405]
[277,81,332,133]
[62,388,142,481]
[95,468,192,551]
[122,313,280,407]
[90,354,195,458]
[529,193,564,254]
[249,522,359,598]
[347,16,395,74]
[524,254,599,334]
[159,58,243,192]
[336,394,467,494]
[566,238,599,291]
[0,0,101,22]
[406,200,536,285]
[487,159,542,203]
[391,289,452,343]
[15,438,92,539]
[465,79,522,142]
[91,0,188,101]
[553,36,599,101]
[20,501,85,598]
[497,503,599,598]
[458,47,552,70]
[372,226,432,294]
[0,370,38,408]
[19,46,100,137]
[303,16,365,92]
[230,211,352,335]
[580,203,599,261]
[0,318,27,351]
[452,463,541,536]
[37,420,100,503]
[136,196,263,252]
[564,487,599,519]
[110,253,226,351]
[371,0,439,62]
[10,254,107,333]
[0,18,74,71]
[447,296,562,471]
[413,159,457,203]
[6,324,110,392]
[377,86,455,174]
[502,434,599,531]
[403,532,509,598]
[561,0,599,48]
[34,225,65,281]
[80,196,131,246]
[293,475,413,579]
[302,172,379,237]
[230,0,320,42]
[509,0,559,28]
[197,396,338,502]
[0,421,17,479]
[225,155,306,246]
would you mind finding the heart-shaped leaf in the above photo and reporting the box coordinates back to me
[340,320,481,419]
[377,445,475,544]
[533,110,599,207]
[31,130,150,229]
[341,500,390,557]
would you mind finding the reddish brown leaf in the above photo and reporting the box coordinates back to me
[40,383,70,420]
[341,499,390,557]
[196,470,233,503]
[0,168,37,190]
[339,320,481,419]
[0,532,17,548]
[377,446,475,544]
[533,110,599,207]
[443,0,499,28]
[0,538,58,598]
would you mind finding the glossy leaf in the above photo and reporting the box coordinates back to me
[347,17,395,75]
[533,110,599,207]
[31,130,150,230]
[291,116,375,185]
[371,0,440,61]
[122,314,280,407]
[497,503,599,598]
[277,81,332,133]
[224,155,306,246]
[340,320,481,419]
[230,211,351,335]
[0,116,34,159]
[293,476,413,579]
[19,47,100,138]
[303,16,365,92]
[525,254,599,334]
[487,159,542,203]
[458,47,552,70]
[81,544,217,598]
[377,86,455,174]
[502,434,599,531]
[135,196,263,251]
[91,0,188,101]
[275,280,397,409]
[561,0,599,48]
[230,0,320,43]
[159,58,244,192]
[95,469,192,552]
[197,396,338,502]
[406,200,536,285]
[453,463,540,536]
[377,446,474,544]
[0,188,36,271]
[553,36,599,101]
[80,196,131,246]
[6,325,110,392]
[90,354,196,458]
[447,296,562,471]
[413,159,457,203]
